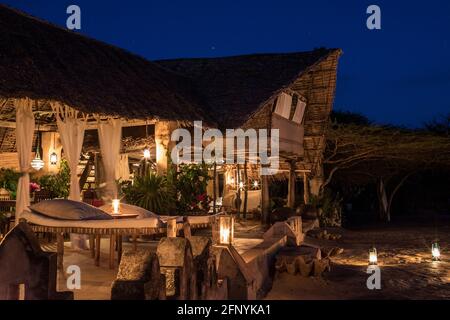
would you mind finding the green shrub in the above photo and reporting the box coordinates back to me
[123,172,173,214]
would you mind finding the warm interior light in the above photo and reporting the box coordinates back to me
[112,199,121,214]
[143,147,151,160]
[432,243,440,261]
[238,181,244,190]
[369,247,378,265]
[31,153,45,171]
[219,216,234,245]
[50,152,58,165]
[253,180,259,188]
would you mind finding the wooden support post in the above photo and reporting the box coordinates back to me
[236,165,241,219]
[167,218,177,238]
[56,232,64,273]
[303,172,310,205]
[287,161,296,208]
[261,172,270,225]
[243,161,248,219]
[213,162,217,215]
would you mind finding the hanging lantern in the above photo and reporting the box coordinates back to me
[143,147,151,160]
[31,146,45,171]
[432,242,440,261]
[369,247,378,265]
[218,215,234,246]
[31,121,44,171]
[49,132,58,165]
[112,199,121,214]
[50,152,58,165]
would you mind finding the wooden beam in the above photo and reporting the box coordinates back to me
[0,119,157,130]
[303,172,310,205]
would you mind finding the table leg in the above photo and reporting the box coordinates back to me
[95,235,101,267]
[117,235,123,265]
[89,234,95,258]
[56,232,64,273]
[109,234,115,269]
[132,234,137,252]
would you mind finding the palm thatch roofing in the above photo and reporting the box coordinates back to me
[0,4,206,122]
[156,48,340,129]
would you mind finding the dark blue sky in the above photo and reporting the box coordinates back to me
[3,0,450,126]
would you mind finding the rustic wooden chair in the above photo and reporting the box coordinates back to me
[0,221,73,300]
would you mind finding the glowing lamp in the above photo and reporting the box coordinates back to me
[112,199,121,214]
[31,152,45,171]
[219,215,234,246]
[238,182,244,190]
[432,243,440,261]
[50,152,58,165]
[143,147,151,160]
[253,180,259,188]
[369,247,378,265]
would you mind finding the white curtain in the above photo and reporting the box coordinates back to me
[98,118,122,200]
[52,104,87,201]
[15,98,35,224]
[52,103,88,250]
[115,153,130,181]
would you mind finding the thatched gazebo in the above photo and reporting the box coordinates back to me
[0,4,208,222]
[0,4,342,226]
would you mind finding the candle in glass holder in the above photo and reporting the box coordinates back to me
[112,199,120,214]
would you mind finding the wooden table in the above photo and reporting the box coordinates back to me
[91,213,139,269]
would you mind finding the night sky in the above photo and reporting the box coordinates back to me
[3,0,449,127]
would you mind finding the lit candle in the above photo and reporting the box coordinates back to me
[221,227,230,244]
[432,243,440,261]
[369,247,378,265]
[219,215,234,245]
[112,199,120,214]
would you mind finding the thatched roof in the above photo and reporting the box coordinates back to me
[0,4,207,122]
[156,48,339,129]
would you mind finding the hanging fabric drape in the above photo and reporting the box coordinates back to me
[98,118,122,200]
[52,103,87,201]
[115,153,130,181]
[15,98,35,224]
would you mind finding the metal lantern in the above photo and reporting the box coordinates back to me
[31,130,44,171]
[50,152,58,165]
[112,199,121,214]
[369,247,378,265]
[432,242,441,261]
[50,132,58,165]
[31,150,45,171]
[218,215,234,246]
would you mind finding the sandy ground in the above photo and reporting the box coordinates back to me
[47,220,450,300]
[267,223,450,300]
